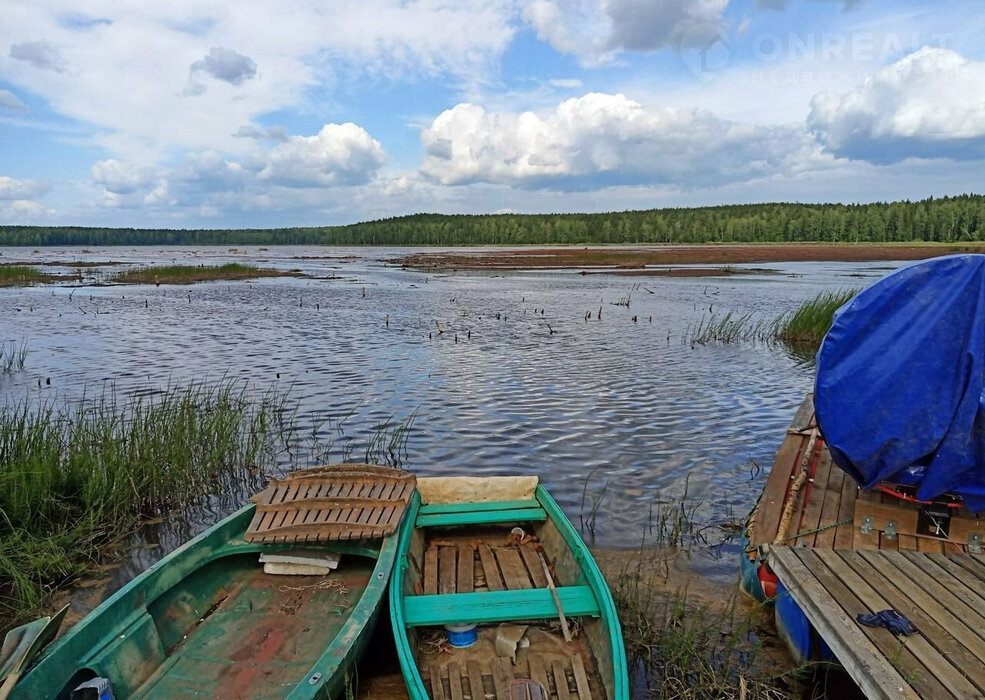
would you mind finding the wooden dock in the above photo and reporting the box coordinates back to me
[749,394,985,698]
[770,547,985,699]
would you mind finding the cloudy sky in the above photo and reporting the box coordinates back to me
[1,0,983,228]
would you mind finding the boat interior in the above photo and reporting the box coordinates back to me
[398,477,612,700]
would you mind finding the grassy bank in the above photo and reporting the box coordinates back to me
[0,381,295,625]
[0,265,64,287]
[110,262,301,285]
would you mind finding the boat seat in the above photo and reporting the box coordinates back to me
[402,586,600,626]
[416,500,547,527]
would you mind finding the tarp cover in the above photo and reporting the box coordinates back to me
[815,254,985,513]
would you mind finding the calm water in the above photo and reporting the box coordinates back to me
[0,246,901,584]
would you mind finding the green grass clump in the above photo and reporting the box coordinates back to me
[111,263,298,285]
[777,289,858,346]
[0,381,295,625]
[0,265,61,287]
[611,570,803,699]
[0,340,28,373]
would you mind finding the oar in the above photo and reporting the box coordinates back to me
[537,551,572,643]
[0,605,69,700]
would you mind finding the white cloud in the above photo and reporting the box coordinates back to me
[809,47,985,163]
[522,0,729,64]
[258,123,386,187]
[0,1,517,159]
[420,92,821,189]
[0,199,54,221]
[9,40,68,73]
[0,175,51,200]
[0,89,27,111]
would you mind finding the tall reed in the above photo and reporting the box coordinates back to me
[776,288,858,346]
[0,380,295,621]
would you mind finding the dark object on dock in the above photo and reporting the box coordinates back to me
[855,609,917,636]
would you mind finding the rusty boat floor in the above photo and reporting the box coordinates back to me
[132,556,372,699]
[748,394,985,699]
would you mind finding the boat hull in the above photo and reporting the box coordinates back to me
[12,504,399,700]
[390,478,629,700]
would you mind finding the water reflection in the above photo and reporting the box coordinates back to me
[0,247,898,586]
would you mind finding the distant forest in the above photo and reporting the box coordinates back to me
[2,194,984,246]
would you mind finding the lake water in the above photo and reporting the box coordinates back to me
[0,246,902,584]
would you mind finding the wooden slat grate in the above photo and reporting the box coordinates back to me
[426,653,594,700]
[245,464,415,543]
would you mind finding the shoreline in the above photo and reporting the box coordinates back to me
[396,242,985,272]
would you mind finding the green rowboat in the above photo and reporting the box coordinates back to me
[9,466,411,700]
[390,476,629,700]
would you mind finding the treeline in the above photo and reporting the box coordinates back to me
[2,194,984,246]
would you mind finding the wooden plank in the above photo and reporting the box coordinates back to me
[814,549,972,699]
[528,658,551,698]
[519,544,549,588]
[552,661,573,700]
[569,655,592,700]
[429,664,447,700]
[917,536,945,554]
[857,550,985,661]
[897,533,918,551]
[899,550,985,625]
[402,586,600,626]
[424,545,439,596]
[795,448,832,546]
[950,552,985,582]
[495,548,533,590]
[439,545,458,595]
[466,661,484,700]
[478,544,505,591]
[457,544,475,594]
[854,491,883,551]
[491,658,513,700]
[768,547,918,700]
[753,428,809,545]
[417,507,547,528]
[922,554,985,622]
[834,471,858,549]
[814,458,846,549]
[950,514,985,546]
[841,551,985,693]
[418,500,540,515]
[447,662,464,700]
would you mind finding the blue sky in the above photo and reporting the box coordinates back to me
[1,0,983,228]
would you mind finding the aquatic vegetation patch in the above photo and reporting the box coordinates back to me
[776,288,859,346]
[0,265,64,287]
[610,562,805,699]
[110,262,304,285]
[0,381,296,624]
[0,339,28,373]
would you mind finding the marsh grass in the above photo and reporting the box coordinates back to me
[0,265,63,287]
[0,380,295,623]
[611,570,803,699]
[0,339,28,373]
[776,289,858,346]
[683,288,859,354]
[110,262,301,285]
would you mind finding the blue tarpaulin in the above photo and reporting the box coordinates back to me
[815,254,985,513]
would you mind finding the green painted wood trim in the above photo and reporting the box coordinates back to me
[390,491,432,700]
[417,499,538,515]
[535,484,630,700]
[415,507,546,528]
[402,586,600,627]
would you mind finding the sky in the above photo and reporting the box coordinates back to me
[0,0,983,228]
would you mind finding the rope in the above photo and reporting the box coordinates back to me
[745,517,853,553]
